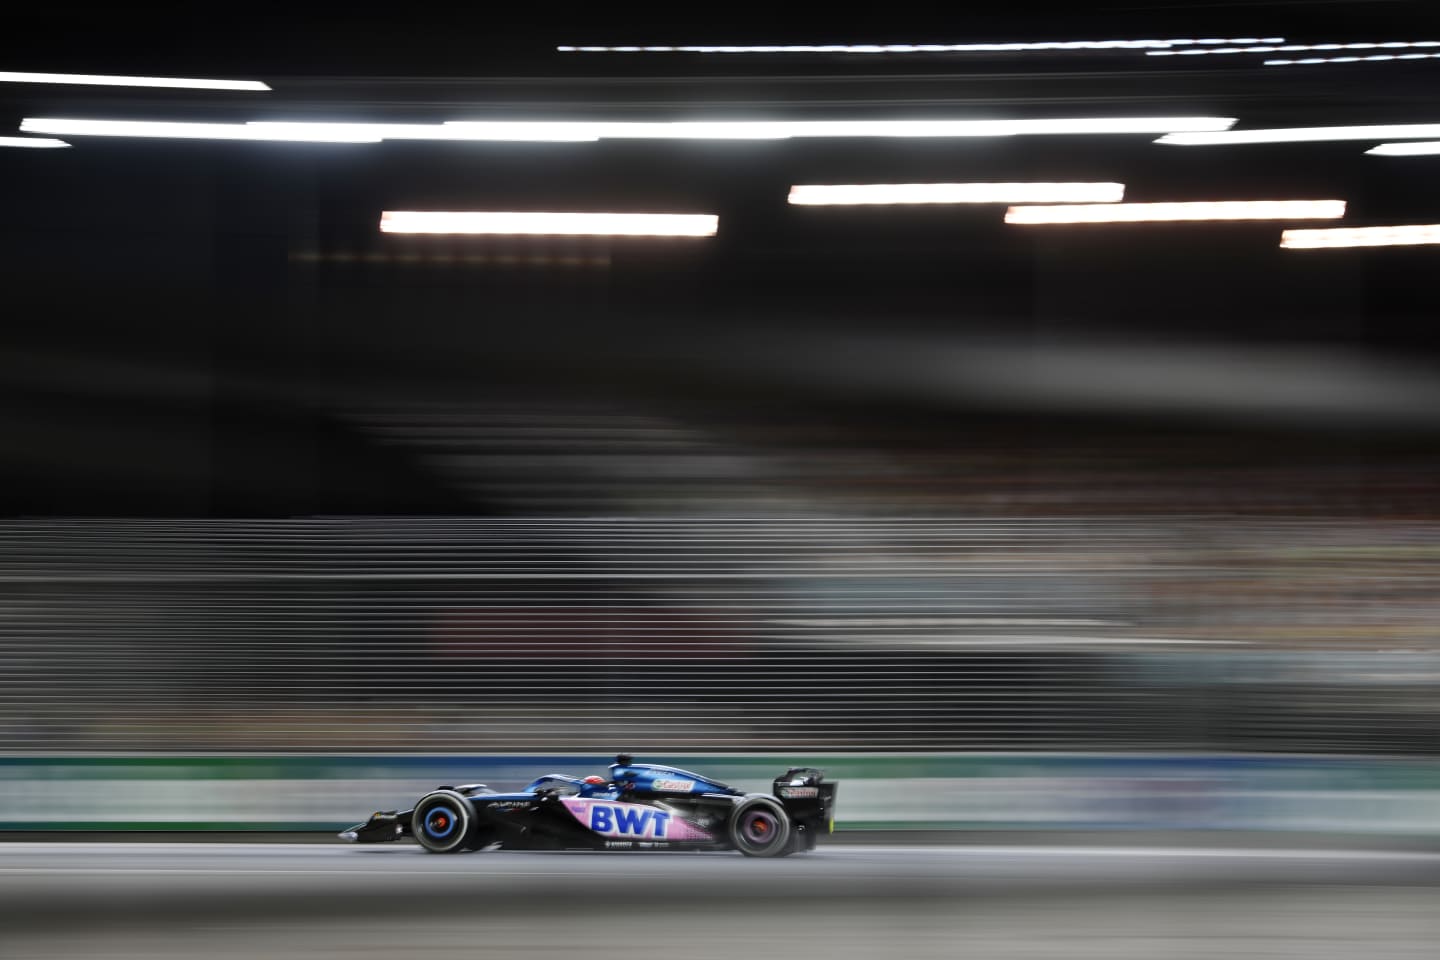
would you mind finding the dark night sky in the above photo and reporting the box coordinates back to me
[3,1,1439,516]
[3,3,1434,74]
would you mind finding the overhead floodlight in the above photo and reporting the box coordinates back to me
[443,117,1238,139]
[442,120,791,140]
[556,38,1283,54]
[0,136,69,148]
[1157,124,1440,146]
[247,121,600,142]
[1004,200,1346,224]
[1149,40,1440,57]
[20,116,1237,145]
[1158,38,1284,46]
[0,71,269,91]
[1280,224,1440,249]
[788,182,1126,205]
[1366,141,1440,156]
[379,211,719,237]
[1266,52,1440,66]
[20,118,378,142]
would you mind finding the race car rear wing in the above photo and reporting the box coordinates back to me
[772,767,838,831]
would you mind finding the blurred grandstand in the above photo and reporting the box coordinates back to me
[2,463,1437,755]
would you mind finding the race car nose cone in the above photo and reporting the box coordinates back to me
[337,830,358,841]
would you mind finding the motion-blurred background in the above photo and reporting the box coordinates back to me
[2,1,1440,837]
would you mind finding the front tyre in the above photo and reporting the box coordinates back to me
[412,790,473,854]
[728,796,792,858]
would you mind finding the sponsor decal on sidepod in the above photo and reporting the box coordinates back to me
[561,798,712,841]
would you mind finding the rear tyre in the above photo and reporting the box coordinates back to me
[728,796,792,858]
[412,790,473,854]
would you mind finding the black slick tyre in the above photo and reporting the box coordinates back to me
[728,796,792,858]
[412,790,473,854]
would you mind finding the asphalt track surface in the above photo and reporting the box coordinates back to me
[3,843,1439,958]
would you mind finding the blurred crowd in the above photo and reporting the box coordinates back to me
[2,506,1437,756]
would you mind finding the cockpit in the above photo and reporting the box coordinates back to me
[522,774,615,798]
[522,774,585,796]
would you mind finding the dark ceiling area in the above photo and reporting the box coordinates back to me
[2,2,1439,516]
[5,3,1435,75]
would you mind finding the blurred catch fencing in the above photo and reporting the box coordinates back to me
[1,517,1438,755]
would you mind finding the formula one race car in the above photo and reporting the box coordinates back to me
[340,755,837,858]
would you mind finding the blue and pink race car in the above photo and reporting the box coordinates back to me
[340,755,837,858]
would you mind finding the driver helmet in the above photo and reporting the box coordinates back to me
[583,775,607,785]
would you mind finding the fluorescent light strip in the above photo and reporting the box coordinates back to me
[1004,200,1345,224]
[789,182,1125,205]
[443,117,1239,138]
[0,71,268,91]
[249,121,599,142]
[1266,52,1440,66]
[557,38,1283,54]
[379,211,719,237]
[1367,141,1440,156]
[1167,38,1284,46]
[1157,123,1440,146]
[22,117,1238,144]
[258,120,802,141]
[0,136,68,148]
[1281,224,1440,249]
[20,119,378,142]
[1149,40,1440,56]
